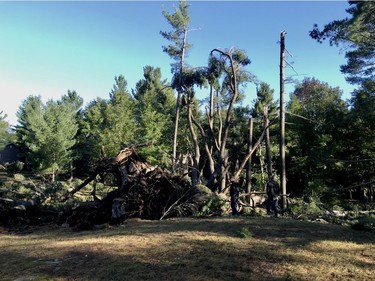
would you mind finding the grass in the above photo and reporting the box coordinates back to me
[0,216,374,281]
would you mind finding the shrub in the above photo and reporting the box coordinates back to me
[287,198,324,217]
[195,195,225,216]
[13,173,25,181]
[351,215,375,232]
[237,226,253,238]
[43,181,69,203]
[5,161,24,175]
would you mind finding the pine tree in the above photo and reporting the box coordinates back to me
[15,94,79,181]
[160,0,192,169]
[133,66,176,165]
[310,1,375,84]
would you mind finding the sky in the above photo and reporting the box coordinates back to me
[0,1,356,126]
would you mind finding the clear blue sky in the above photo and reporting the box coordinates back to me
[0,1,356,126]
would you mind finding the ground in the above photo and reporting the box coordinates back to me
[0,216,374,281]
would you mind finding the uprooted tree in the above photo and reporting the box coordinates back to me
[0,144,222,230]
[56,144,217,230]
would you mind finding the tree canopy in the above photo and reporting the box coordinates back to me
[310,0,375,84]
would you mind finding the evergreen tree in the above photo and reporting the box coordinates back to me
[286,78,348,197]
[310,1,375,84]
[80,75,137,162]
[160,0,192,169]
[340,80,375,192]
[205,48,254,191]
[252,82,278,183]
[105,75,137,155]
[15,94,79,181]
[79,98,108,165]
[0,111,15,149]
[133,66,176,165]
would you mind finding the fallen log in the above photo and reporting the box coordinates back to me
[58,146,213,230]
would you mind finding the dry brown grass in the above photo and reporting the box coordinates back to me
[0,216,374,281]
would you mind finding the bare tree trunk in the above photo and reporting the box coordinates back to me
[263,106,273,179]
[210,49,239,192]
[187,97,200,187]
[204,85,217,189]
[259,145,265,190]
[172,93,181,172]
[172,28,188,172]
[245,117,253,203]
[232,125,268,180]
[280,31,287,208]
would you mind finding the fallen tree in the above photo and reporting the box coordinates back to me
[57,145,215,230]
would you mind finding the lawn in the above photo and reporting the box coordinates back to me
[0,216,374,281]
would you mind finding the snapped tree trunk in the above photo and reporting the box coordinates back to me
[279,31,287,208]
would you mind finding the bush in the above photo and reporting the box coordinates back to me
[43,181,69,203]
[5,161,24,175]
[237,226,253,238]
[287,198,324,217]
[351,215,375,232]
[195,195,225,216]
[13,173,25,181]
[243,207,263,217]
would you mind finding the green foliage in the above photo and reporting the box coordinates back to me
[13,173,25,181]
[351,215,375,232]
[286,78,348,197]
[0,111,15,149]
[209,48,255,104]
[133,66,176,167]
[340,81,375,191]
[0,180,34,200]
[160,0,192,68]
[196,195,225,216]
[79,75,137,162]
[252,82,278,118]
[15,94,79,179]
[4,161,24,175]
[341,202,368,218]
[237,226,253,238]
[310,1,375,84]
[287,198,324,217]
[43,181,68,203]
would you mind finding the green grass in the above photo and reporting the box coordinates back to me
[0,216,374,281]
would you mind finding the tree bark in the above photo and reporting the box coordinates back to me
[186,94,201,187]
[172,27,188,172]
[245,117,253,203]
[210,49,239,192]
[279,31,287,208]
[263,106,273,179]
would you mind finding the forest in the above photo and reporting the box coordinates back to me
[0,0,374,231]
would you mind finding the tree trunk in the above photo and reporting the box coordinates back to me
[172,92,181,172]
[279,31,287,208]
[172,27,188,172]
[187,97,200,187]
[210,49,239,192]
[245,117,253,203]
[263,106,273,179]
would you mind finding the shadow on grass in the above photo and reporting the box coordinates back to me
[86,216,375,245]
[0,236,318,281]
[4,216,374,246]
[1,216,374,281]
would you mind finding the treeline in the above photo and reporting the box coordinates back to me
[0,1,374,204]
